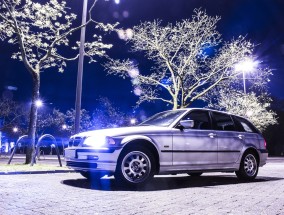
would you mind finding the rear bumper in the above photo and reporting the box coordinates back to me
[259,149,268,167]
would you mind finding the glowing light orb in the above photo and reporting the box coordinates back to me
[35,99,43,107]
[117,29,126,40]
[123,11,129,18]
[125,28,133,39]
[133,87,142,96]
[128,68,139,78]
[235,58,258,73]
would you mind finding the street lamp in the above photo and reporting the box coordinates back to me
[75,0,88,134]
[130,118,137,125]
[35,99,43,108]
[13,127,18,133]
[234,58,258,94]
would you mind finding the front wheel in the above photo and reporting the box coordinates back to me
[115,147,156,187]
[235,152,259,181]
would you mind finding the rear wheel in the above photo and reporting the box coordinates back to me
[115,147,156,187]
[235,152,259,181]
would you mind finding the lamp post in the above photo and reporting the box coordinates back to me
[235,58,258,94]
[75,0,88,134]
[243,70,247,94]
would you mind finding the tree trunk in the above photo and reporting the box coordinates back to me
[25,73,40,164]
[171,94,178,110]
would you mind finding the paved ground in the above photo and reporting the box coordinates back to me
[0,159,284,215]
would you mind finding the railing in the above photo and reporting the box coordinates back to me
[7,135,28,164]
[7,134,62,167]
[31,134,62,167]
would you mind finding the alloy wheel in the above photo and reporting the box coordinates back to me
[244,154,257,177]
[121,151,151,183]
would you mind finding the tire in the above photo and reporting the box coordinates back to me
[235,152,259,181]
[188,172,203,177]
[115,147,156,187]
[79,171,102,180]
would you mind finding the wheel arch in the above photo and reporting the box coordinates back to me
[118,137,160,174]
[241,146,260,165]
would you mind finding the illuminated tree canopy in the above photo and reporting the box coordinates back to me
[207,90,277,131]
[106,9,272,110]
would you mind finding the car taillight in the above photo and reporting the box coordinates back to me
[264,139,267,149]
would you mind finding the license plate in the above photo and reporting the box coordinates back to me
[65,149,76,158]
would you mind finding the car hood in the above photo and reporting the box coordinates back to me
[72,126,172,138]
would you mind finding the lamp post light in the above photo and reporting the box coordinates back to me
[62,124,67,130]
[130,118,137,125]
[75,0,88,134]
[35,99,43,108]
[13,127,18,133]
[234,58,258,94]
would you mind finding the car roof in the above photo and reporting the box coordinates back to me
[177,108,249,120]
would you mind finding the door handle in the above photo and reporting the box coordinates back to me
[238,134,244,139]
[208,133,217,138]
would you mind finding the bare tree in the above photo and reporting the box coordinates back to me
[105,9,271,110]
[0,98,28,135]
[91,97,131,129]
[0,99,92,143]
[37,108,92,137]
[207,90,277,131]
[64,109,92,134]
[0,0,117,163]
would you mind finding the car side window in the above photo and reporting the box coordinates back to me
[181,110,211,130]
[233,116,257,133]
[211,112,236,131]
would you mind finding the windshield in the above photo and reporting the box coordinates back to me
[139,109,187,127]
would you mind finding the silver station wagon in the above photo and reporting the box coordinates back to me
[65,108,268,187]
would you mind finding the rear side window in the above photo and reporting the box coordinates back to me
[211,112,236,131]
[233,116,258,133]
[181,110,211,130]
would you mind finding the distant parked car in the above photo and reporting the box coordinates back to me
[65,108,268,187]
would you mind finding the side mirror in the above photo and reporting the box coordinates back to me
[179,120,194,129]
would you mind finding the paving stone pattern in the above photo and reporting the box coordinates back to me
[0,162,284,215]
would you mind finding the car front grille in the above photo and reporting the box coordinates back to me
[66,161,97,169]
[68,137,83,147]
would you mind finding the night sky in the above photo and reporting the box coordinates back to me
[1,0,284,117]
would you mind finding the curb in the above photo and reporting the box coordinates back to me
[0,169,76,175]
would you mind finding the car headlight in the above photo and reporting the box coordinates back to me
[83,136,115,147]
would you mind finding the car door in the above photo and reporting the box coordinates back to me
[233,116,261,150]
[172,110,218,166]
[210,111,244,164]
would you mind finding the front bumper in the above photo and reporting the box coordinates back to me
[64,147,122,173]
